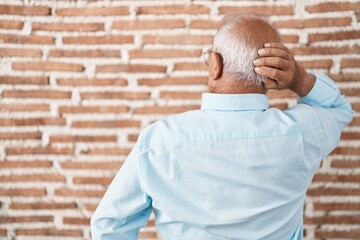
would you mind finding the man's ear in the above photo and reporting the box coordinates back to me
[209,52,223,80]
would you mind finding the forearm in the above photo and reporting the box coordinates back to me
[289,64,316,97]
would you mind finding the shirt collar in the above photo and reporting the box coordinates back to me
[201,93,269,111]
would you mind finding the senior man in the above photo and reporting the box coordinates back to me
[91,13,353,240]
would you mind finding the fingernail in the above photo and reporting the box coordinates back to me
[254,67,260,72]
[258,49,265,55]
[264,43,271,47]
[253,59,259,65]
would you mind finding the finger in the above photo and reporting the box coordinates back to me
[253,57,290,70]
[254,66,288,83]
[262,77,278,90]
[257,48,291,60]
[263,42,291,53]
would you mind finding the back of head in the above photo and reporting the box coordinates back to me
[213,13,282,85]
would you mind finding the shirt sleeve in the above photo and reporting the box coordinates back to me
[298,72,354,159]
[90,139,152,240]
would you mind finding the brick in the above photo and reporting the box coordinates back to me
[0,174,65,182]
[63,217,90,225]
[0,188,46,196]
[49,49,119,58]
[298,59,333,69]
[5,147,73,155]
[9,202,77,210]
[291,45,360,55]
[174,62,207,71]
[142,35,213,45]
[113,19,185,30]
[2,90,71,99]
[15,228,83,237]
[219,5,294,15]
[32,22,104,32]
[313,173,360,182]
[189,20,220,29]
[0,160,52,168]
[309,30,360,43]
[306,2,360,13]
[134,105,199,114]
[0,216,53,224]
[332,160,360,168]
[0,5,50,15]
[138,76,207,86]
[55,188,105,198]
[0,117,65,126]
[331,147,360,155]
[274,17,352,29]
[160,91,202,99]
[314,202,360,211]
[0,34,54,44]
[56,77,127,86]
[0,103,49,112]
[80,91,150,100]
[80,147,131,155]
[129,49,201,59]
[0,132,42,140]
[340,88,360,96]
[305,215,360,225]
[128,134,138,142]
[50,135,117,143]
[330,73,360,82]
[350,117,360,126]
[73,176,112,185]
[357,11,360,22]
[0,20,24,29]
[341,132,360,140]
[0,229,6,236]
[63,35,133,45]
[315,229,360,239]
[0,75,48,85]
[281,34,299,43]
[84,203,97,212]
[12,61,84,72]
[341,58,360,68]
[0,47,41,57]
[96,63,166,73]
[61,161,122,170]
[72,120,141,128]
[307,187,360,196]
[139,231,158,238]
[137,5,210,15]
[57,6,129,16]
[58,105,129,114]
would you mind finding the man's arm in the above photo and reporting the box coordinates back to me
[91,141,152,240]
[253,42,354,158]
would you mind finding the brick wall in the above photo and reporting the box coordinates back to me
[0,0,359,239]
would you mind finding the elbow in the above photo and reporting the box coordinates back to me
[90,214,102,240]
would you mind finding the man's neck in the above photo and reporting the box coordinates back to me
[209,77,267,94]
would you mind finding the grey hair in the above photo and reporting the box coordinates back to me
[213,13,280,85]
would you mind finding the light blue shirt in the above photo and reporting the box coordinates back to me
[91,72,353,240]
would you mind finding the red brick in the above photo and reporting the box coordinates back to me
[2,90,71,99]
[49,49,119,58]
[134,105,199,114]
[61,161,122,170]
[0,174,65,183]
[174,62,207,71]
[96,64,166,73]
[329,73,360,82]
[0,188,46,197]
[137,5,210,15]
[0,48,42,57]
[309,30,360,43]
[84,203,97,212]
[332,160,360,168]
[12,61,84,72]
[138,76,207,86]
[305,215,360,224]
[15,228,83,237]
[5,147,73,155]
[58,105,129,114]
[63,217,90,225]
[128,134,138,142]
[0,34,54,44]
[0,117,65,126]
[57,6,129,16]
[72,120,141,128]
[139,231,158,238]
[340,88,360,96]
[80,91,150,100]
[307,187,360,196]
[314,202,360,211]
[189,20,220,29]
[63,35,133,45]
[129,49,201,59]
[32,22,104,32]
[0,20,23,29]
[219,5,294,15]
[50,135,117,143]
[291,45,360,55]
[315,229,360,239]
[80,147,131,155]
[331,147,360,155]
[73,176,113,185]
[0,132,42,140]
[0,5,50,15]
[306,2,360,13]
[0,160,52,168]
[10,202,77,210]
[142,35,213,45]
[0,229,6,236]
[281,34,299,43]
[0,216,53,223]
[55,188,105,198]
[112,19,185,30]
[341,58,360,68]
[160,91,202,99]
[357,11,360,22]
[274,17,352,29]
[0,76,48,85]
[298,59,333,69]
[341,132,360,140]
[313,173,360,182]
[0,104,49,112]
[56,77,127,86]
